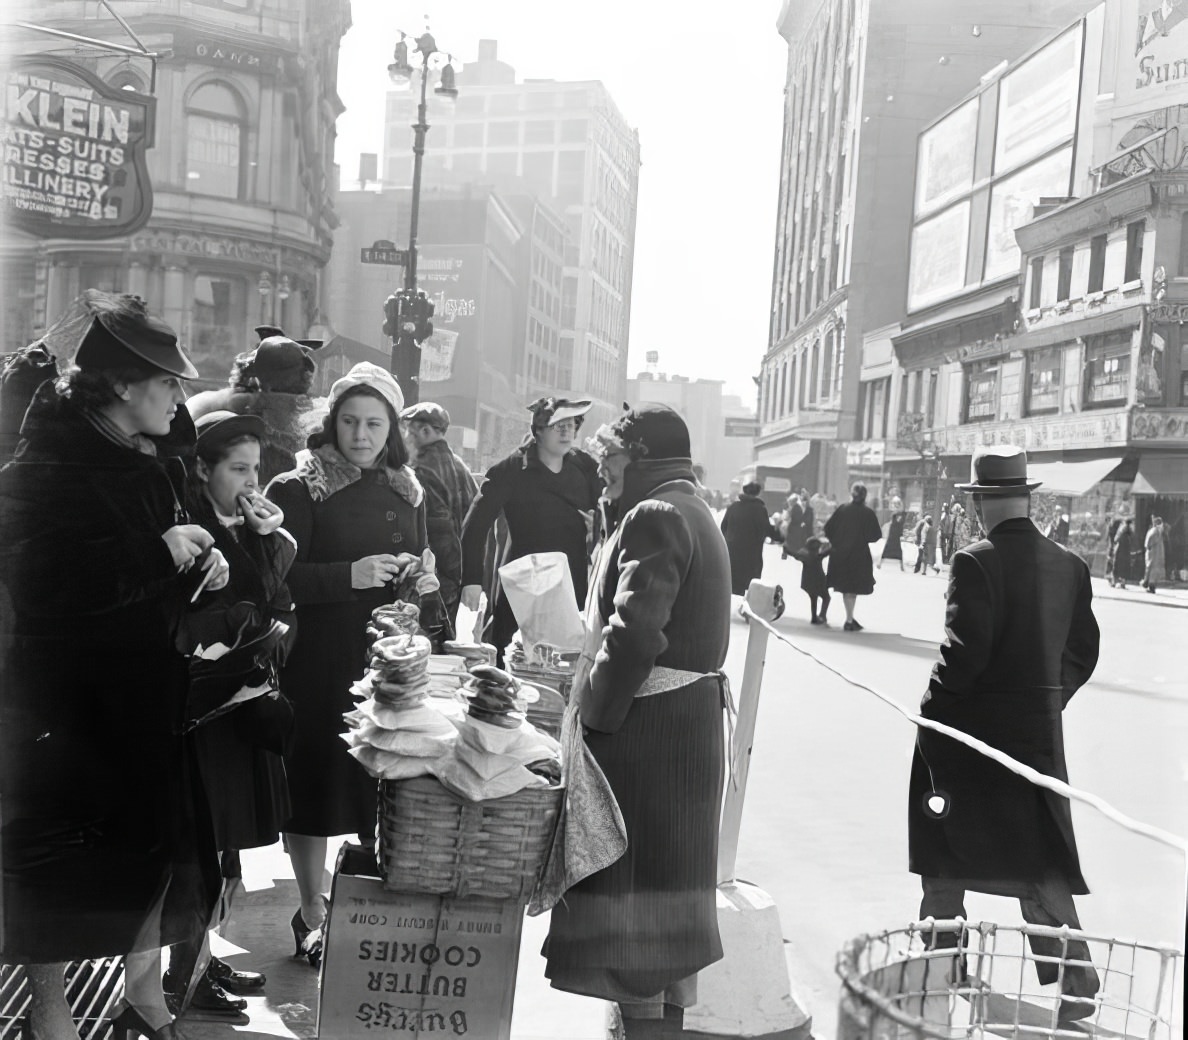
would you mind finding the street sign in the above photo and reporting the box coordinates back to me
[361,245,408,266]
[724,417,760,438]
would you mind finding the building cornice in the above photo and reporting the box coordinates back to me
[1015,174,1158,255]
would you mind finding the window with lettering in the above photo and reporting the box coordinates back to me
[186,82,244,199]
[1026,346,1062,415]
[965,360,999,422]
[1084,331,1131,407]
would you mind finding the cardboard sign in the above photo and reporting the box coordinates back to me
[319,846,524,1039]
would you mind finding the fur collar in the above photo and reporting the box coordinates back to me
[294,444,424,507]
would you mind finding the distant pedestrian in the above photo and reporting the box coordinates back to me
[909,445,1100,1024]
[782,493,808,559]
[1144,516,1168,593]
[823,482,882,631]
[1047,510,1070,546]
[878,496,905,571]
[793,534,831,624]
[1113,519,1135,588]
[939,503,955,563]
[914,514,939,574]
[800,488,816,537]
[401,402,478,628]
[721,481,776,596]
[1104,516,1123,587]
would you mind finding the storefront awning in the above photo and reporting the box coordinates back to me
[755,441,812,470]
[1027,456,1125,496]
[1132,455,1188,496]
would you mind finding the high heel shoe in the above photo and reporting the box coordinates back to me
[291,895,330,967]
[109,999,181,1040]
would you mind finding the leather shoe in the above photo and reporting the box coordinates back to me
[207,956,266,994]
[163,971,248,1021]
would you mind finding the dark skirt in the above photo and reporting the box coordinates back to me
[281,602,378,839]
[544,680,725,1001]
[194,712,291,852]
[881,515,905,561]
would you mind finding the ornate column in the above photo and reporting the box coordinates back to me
[126,260,149,300]
[162,265,187,340]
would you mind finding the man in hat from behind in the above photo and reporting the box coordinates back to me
[908,444,1101,1022]
[460,396,601,662]
[401,402,478,627]
[542,403,731,1018]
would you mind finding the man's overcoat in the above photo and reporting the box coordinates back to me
[909,517,1099,893]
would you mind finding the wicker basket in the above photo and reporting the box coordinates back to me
[377,776,564,902]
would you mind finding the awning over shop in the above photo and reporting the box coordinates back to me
[1027,456,1125,496]
[1132,455,1188,496]
[756,441,812,470]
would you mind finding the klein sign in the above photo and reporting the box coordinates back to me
[2,56,155,239]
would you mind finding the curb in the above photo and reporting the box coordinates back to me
[1090,582,1188,610]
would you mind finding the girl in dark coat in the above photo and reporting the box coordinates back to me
[165,411,297,1014]
[266,363,429,968]
[720,481,775,596]
[0,297,224,1040]
[1113,519,1135,587]
[824,482,883,631]
[793,535,832,623]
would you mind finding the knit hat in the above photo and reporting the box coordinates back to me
[327,362,404,417]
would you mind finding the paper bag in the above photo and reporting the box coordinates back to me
[498,551,585,654]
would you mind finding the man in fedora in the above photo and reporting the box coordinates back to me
[400,402,478,627]
[908,445,1101,1022]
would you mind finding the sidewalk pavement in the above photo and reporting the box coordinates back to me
[179,840,611,1040]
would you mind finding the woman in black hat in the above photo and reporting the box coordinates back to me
[459,397,601,662]
[161,412,297,1019]
[0,293,227,1039]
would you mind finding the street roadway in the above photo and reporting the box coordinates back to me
[727,541,1188,1038]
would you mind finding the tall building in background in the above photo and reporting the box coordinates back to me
[1,0,349,387]
[382,40,641,428]
[759,0,1102,496]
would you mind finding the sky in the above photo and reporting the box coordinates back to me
[332,1,790,407]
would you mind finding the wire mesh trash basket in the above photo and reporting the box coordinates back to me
[836,920,1182,1040]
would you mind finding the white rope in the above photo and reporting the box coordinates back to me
[740,603,1188,858]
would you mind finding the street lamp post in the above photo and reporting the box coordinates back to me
[384,30,458,405]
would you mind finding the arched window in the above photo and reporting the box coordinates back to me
[186,81,245,199]
[107,67,147,93]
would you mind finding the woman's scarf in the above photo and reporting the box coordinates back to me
[294,444,423,507]
[82,407,158,457]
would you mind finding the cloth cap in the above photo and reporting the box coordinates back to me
[327,362,404,417]
[527,396,592,427]
[75,302,198,379]
[742,481,763,496]
[194,410,267,452]
[609,403,692,461]
[253,337,315,379]
[955,444,1042,493]
[401,401,450,431]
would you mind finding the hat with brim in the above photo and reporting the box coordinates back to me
[955,445,1042,494]
[255,324,285,341]
[75,312,199,379]
[194,410,268,451]
[296,339,325,352]
[527,396,593,427]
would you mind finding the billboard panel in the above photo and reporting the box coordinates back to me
[984,146,1073,281]
[1118,0,1188,109]
[994,27,1081,175]
[915,98,978,216]
[907,200,971,311]
[415,245,483,425]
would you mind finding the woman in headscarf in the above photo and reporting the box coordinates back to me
[543,404,731,1019]
[721,481,776,596]
[265,363,431,968]
[0,294,226,1040]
